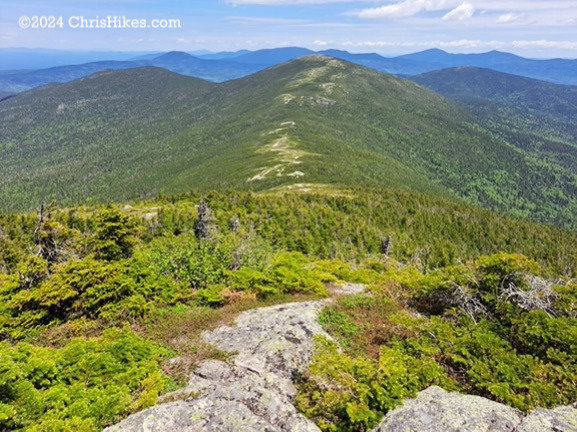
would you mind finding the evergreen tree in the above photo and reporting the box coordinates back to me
[92,207,139,260]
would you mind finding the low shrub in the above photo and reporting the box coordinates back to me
[0,328,169,431]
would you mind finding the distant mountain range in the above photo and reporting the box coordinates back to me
[0,52,261,92]
[2,55,577,229]
[1,47,575,93]
[0,91,13,101]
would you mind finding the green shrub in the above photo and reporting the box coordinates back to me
[297,337,451,432]
[141,233,233,290]
[0,328,169,431]
[195,285,228,307]
[227,267,277,296]
[0,257,182,338]
[301,253,577,430]
[91,208,141,261]
[474,253,542,293]
[313,259,382,284]
[226,252,330,297]
[318,309,359,349]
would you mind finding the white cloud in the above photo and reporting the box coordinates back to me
[474,1,576,12]
[341,39,507,50]
[355,0,461,19]
[512,40,577,50]
[437,39,502,48]
[226,16,310,25]
[352,0,577,20]
[314,39,329,46]
[443,2,475,21]
[497,13,524,24]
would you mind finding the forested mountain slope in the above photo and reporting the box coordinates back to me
[2,56,577,228]
[412,67,577,193]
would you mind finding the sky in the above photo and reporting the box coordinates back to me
[1,0,576,58]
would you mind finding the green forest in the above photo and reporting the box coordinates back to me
[1,188,576,430]
[3,57,577,230]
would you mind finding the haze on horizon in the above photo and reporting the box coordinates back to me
[0,0,576,59]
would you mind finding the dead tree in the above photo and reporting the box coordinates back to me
[34,202,59,263]
[380,235,392,257]
[194,200,216,240]
[500,273,559,317]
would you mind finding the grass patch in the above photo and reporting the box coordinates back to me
[139,293,322,388]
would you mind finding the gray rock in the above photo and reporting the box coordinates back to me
[104,401,199,432]
[331,282,366,295]
[517,405,577,432]
[372,386,522,432]
[372,386,577,432]
[104,288,575,432]
[105,301,329,432]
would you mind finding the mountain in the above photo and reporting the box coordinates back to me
[0,52,261,91]
[129,52,164,61]
[402,49,577,85]
[398,49,523,65]
[203,47,577,84]
[398,48,459,63]
[231,47,315,66]
[3,57,577,431]
[0,48,408,92]
[149,51,260,81]
[199,50,252,60]
[0,91,13,101]
[411,66,577,119]
[2,47,576,93]
[0,48,153,70]
[153,51,199,63]
[316,49,425,75]
[411,67,577,178]
[0,60,147,92]
[1,56,577,228]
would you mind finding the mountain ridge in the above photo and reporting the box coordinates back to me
[1,55,577,228]
[2,47,576,93]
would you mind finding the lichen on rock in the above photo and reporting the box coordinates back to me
[371,386,577,432]
[105,301,330,432]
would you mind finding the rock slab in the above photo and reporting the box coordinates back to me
[105,301,329,432]
[372,386,577,432]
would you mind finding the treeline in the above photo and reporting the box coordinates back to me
[2,189,576,278]
[151,189,577,274]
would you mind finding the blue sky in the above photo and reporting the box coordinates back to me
[1,0,576,58]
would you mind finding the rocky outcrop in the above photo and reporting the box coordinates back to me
[105,293,576,432]
[104,301,329,432]
[372,386,577,432]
